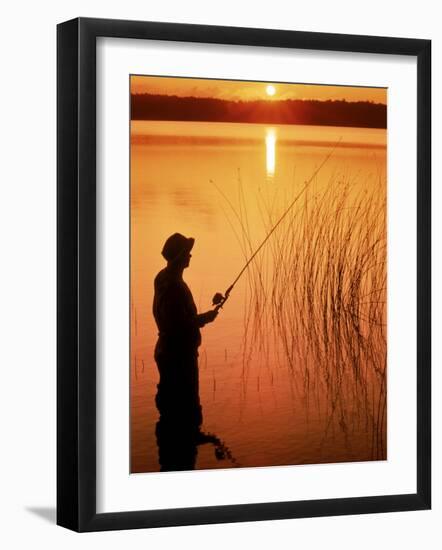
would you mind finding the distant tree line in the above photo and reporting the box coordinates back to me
[131,94,387,129]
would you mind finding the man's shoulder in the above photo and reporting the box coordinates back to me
[154,268,167,284]
[154,268,182,290]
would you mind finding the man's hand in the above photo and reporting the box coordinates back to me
[204,309,218,323]
[198,309,218,326]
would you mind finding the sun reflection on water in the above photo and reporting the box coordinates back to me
[265,128,276,178]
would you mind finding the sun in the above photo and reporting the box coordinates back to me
[266,85,276,97]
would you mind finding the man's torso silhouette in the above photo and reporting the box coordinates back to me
[153,266,202,427]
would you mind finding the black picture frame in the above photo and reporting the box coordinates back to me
[57,17,431,532]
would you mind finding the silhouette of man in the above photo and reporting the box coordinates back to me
[153,233,218,470]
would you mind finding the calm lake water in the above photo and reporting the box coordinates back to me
[130,121,387,473]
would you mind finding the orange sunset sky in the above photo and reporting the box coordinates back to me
[131,75,387,103]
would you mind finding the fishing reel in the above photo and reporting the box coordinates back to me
[212,292,225,306]
[212,285,233,311]
[212,292,226,312]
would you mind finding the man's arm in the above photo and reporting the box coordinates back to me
[159,284,216,332]
[196,309,218,327]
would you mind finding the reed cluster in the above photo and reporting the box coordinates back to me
[220,168,387,459]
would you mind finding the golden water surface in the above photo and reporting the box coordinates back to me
[130,121,387,473]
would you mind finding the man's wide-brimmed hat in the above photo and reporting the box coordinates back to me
[161,233,195,262]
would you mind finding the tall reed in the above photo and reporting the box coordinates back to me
[219,168,387,460]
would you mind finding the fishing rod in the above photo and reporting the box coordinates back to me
[212,138,342,312]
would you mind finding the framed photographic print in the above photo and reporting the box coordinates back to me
[57,17,431,531]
